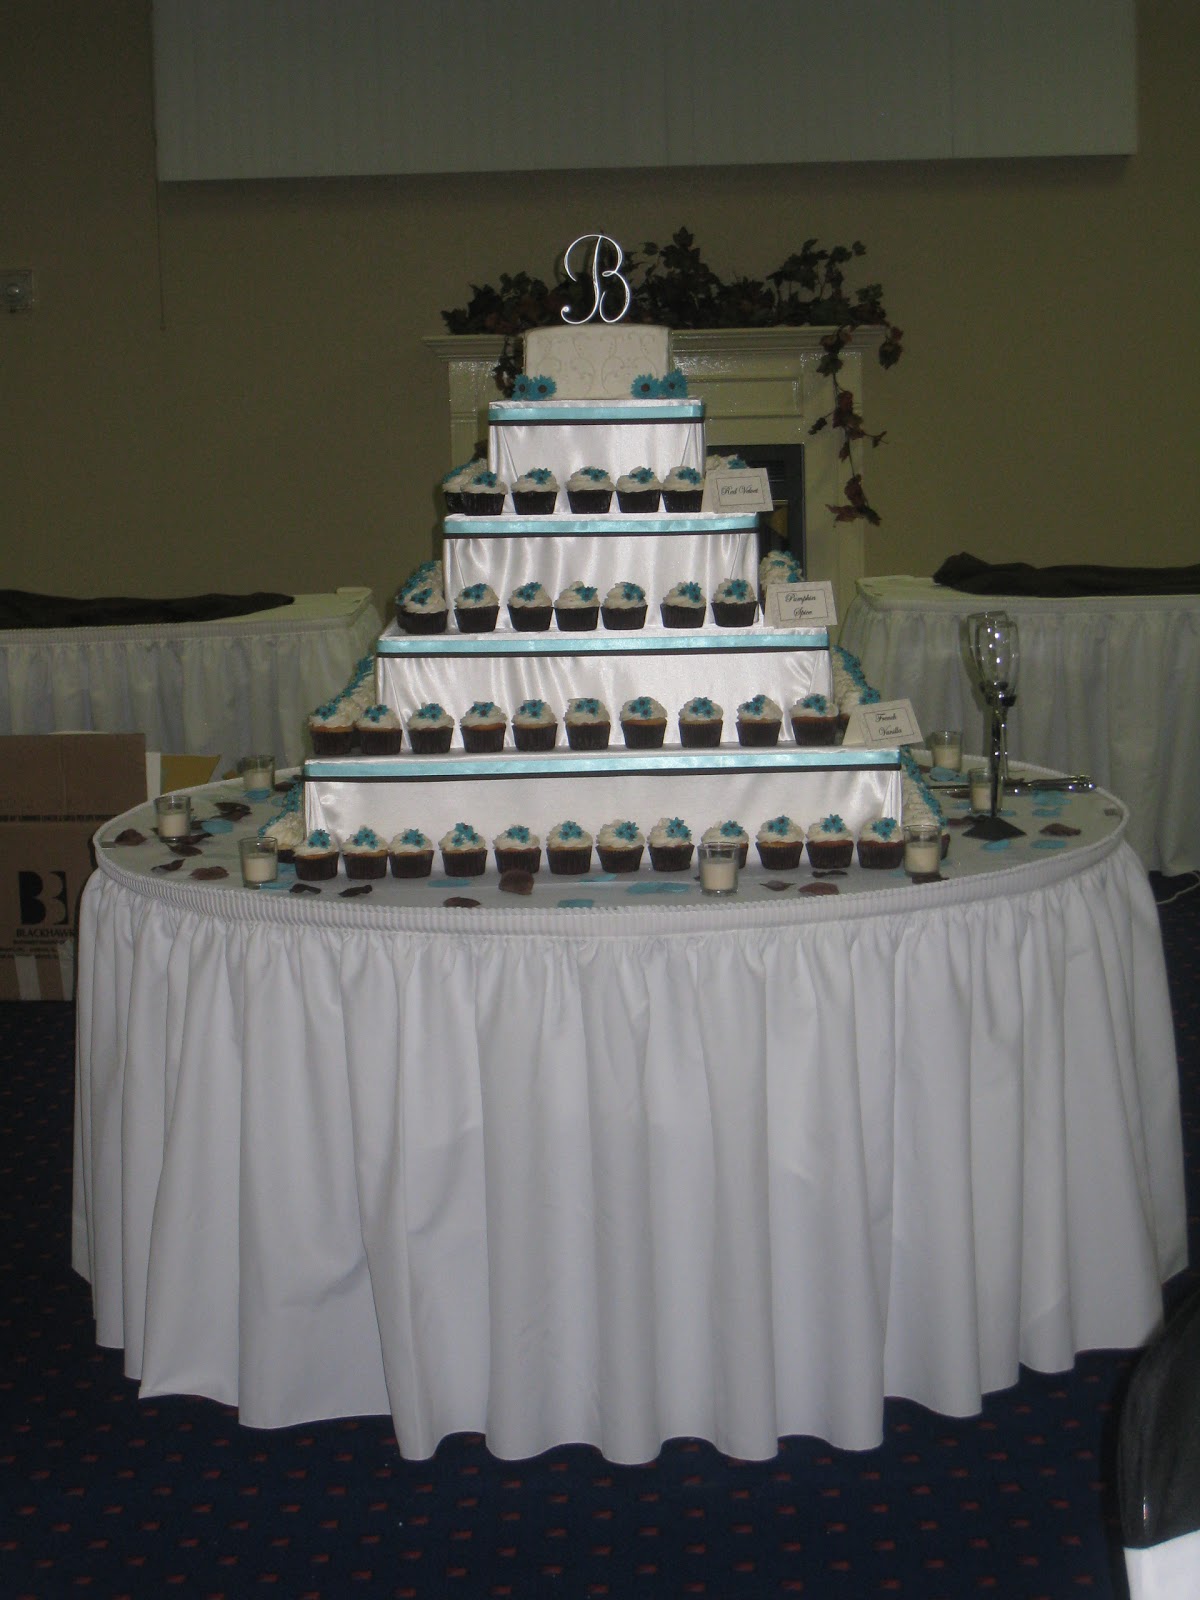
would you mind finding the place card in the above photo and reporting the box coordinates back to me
[711,467,773,512]
[841,699,922,748]
[764,580,837,628]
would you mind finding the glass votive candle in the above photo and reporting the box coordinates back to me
[970,768,993,813]
[928,729,963,771]
[238,754,276,795]
[903,820,942,878]
[239,836,279,887]
[154,793,192,840]
[697,839,740,896]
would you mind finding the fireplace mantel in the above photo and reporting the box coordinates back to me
[422,326,884,628]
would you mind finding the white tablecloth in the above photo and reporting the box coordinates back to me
[840,576,1200,875]
[0,588,382,772]
[72,785,1186,1463]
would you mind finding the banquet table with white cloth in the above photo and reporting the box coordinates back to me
[72,778,1187,1464]
[0,587,381,771]
[839,576,1200,876]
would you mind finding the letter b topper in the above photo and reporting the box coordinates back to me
[561,234,631,325]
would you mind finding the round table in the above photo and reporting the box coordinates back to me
[72,777,1187,1463]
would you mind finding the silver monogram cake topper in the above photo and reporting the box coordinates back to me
[561,233,631,326]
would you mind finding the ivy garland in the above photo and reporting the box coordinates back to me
[442,227,903,527]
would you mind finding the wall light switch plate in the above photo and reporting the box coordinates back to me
[2,270,35,312]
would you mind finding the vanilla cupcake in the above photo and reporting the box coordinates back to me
[755,815,804,871]
[806,814,854,869]
[615,466,662,513]
[662,465,703,512]
[601,581,647,631]
[507,580,553,632]
[439,822,487,876]
[354,703,403,756]
[547,820,593,875]
[564,696,611,750]
[406,702,455,754]
[566,466,614,514]
[388,828,434,879]
[660,580,707,629]
[596,818,644,873]
[554,581,600,632]
[454,582,500,633]
[343,826,388,880]
[294,827,340,881]
[647,816,694,872]
[493,824,541,875]
[460,700,507,753]
[736,694,783,747]
[703,819,749,868]
[511,697,558,751]
[511,467,558,515]
[620,695,668,748]
[678,696,724,747]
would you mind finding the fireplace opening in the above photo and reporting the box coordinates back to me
[719,443,806,576]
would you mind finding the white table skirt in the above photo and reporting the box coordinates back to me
[0,588,382,771]
[840,576,1200,875]
[72,789,1186,1463]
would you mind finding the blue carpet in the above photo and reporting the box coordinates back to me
[2,872,1196,1598]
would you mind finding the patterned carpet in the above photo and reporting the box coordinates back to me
[3,874,1197,1599]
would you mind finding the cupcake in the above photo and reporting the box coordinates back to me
[511,467,558,515]
[397,584,448,635]
[354,703,403,756]
[566,466,614,514]
[806,814,854,869]
[308,700,356,756]
[678,696,724,747]
[564,696,611,750]
[554,581,600,632]
[406,702,455,754]
[662,465,704,512]
[756,815,805,871]
[388,828,434,879]
[647,816,694,872]
[547,820,593,875]
[507,580,554,632]
[703,820,749,868]
[344,826,389,880]
[712,578,758,628]
[615,466,662,513]
[660,580,707,630]
[260,809,305,865]
[460,700,507,753]
[620,696,668,748]
[857,817,905,869]
[596,819,645,873]
[461,470,507,516]
[736,694,783,747]
[601,581,647,630]
[441,459,482,514]
[790,693,840,746]
[454,582,500,633]
[512,697,558,751]
[294,827,340,881]
[493,824,541,874]
[439,822,487,877]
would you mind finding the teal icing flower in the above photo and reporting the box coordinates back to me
[408,586,433,606]
[630,466,656,484]
[526,467,553,484]
[723,579,752,601]
[414,702,445,721]
[726,455,750,469]
[460,583,489,601]
[467,701,497,717]
[580,466,608,482]
[801,694,831,713]
[675,467,702,485]
[502,825,532,844]
[363,704,387,722]
[631,374,658,397]
[740,694,768,715]
[664,817,691,840]
[557,821,584,840]
[574,698,601,715]
[860,686,881,705]
[307,830,332,848]
[614,820,640,841]
[619,582,645,602]
[572,583,598,602]
[514,581,543,601]
[470,470,498,488]
[873,818,899,840]
[352,828,381,849]
[517,698,547,717]
[660,368,688,397]
[627,697,654,718]
[677,581,703,603]
[820,815,847,834]
[765,816,793,837]
[450,823,481,846]
[688,697,716,718]
[398,829,428,848]
[719,820,745,838]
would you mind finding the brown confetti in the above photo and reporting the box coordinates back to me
[168,842,203,857]
[108,827,147,846]
[799,880,840,896]
[215,801,251,820]
[443,896,481,908]
[340,883,373,898]
[908,871,943,885]
[761,880,794,892]
[946,816,970,829]
[1041,822,1081,837]
[811,868,847,878]
[152,858,185,873]
[190,865,228,880]
[499,869,535,896]
[290,882,320,895]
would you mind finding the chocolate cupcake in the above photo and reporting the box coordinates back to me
[660,580,707,629]
[308,701,356,756]
[678,696,724,747]
[507,580,554,632]
[597,818,645,874]
[736,694,783,747]
[354,704,403,756]
[755,815,804,871]
[566,466,614,514]
[511,467,558,515]
[615,467,662,513]
[343,826,389,880]
[790,693,839,746]
[554,581,600,632]
[620,696,668,749]
[806,814,854,870]
[397,583,448,635]
[406,702,455,754]
[461,471,507,516]
[703,820,749,869]
[294,828,340,881]
[493,824,541,875]
[439,822,487,877]
[511,697,558,751]
[601,581,647,630]
[460,700,507,753]
[454,582,500,633]
[712,578,758,628]
[564,696,611,750]
[647,816,694,873]
[856,817,905,869]
[388,828,434,879]
[547,820,593,875]
[662,466,703,512]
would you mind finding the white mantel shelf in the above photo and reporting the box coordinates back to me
[423,326,886,629]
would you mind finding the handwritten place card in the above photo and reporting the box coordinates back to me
[764,580,837,628]
[841,699,923,748]
[711,467,773,513]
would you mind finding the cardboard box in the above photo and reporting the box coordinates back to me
[0,733,147,1001]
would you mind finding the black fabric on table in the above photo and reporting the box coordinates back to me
[0,590,294,630]
[932,552,1200,599]
[1118,1284,1200,1547]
